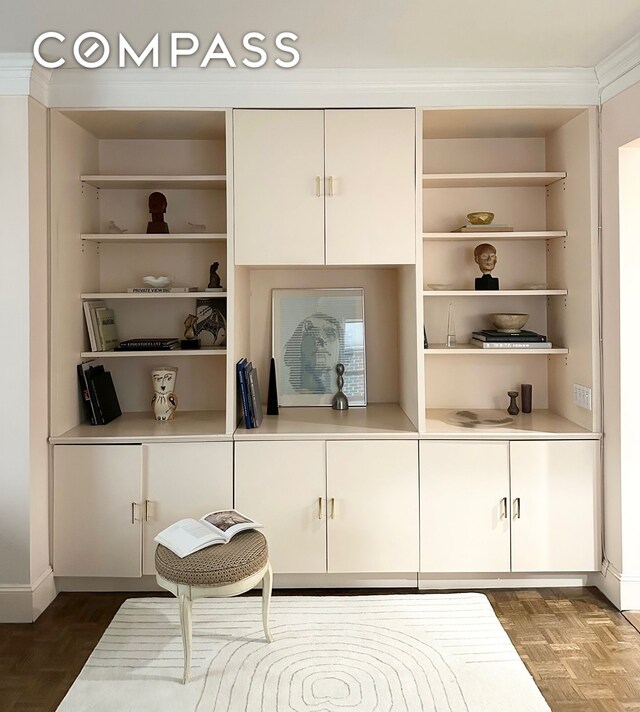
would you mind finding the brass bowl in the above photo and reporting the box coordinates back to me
[467,211,495,225]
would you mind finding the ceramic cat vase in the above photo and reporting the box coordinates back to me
[151,367,178,421]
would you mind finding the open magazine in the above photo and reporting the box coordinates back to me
[154,509,262,558]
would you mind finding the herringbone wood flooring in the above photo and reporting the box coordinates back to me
[0,587,638,711]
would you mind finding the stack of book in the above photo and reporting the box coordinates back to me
[471,330,552,349]
[114,338,180,351]
[83,300,119,352]
[452,224,514,233]
[236,358,263,428]
[77,361,122,425]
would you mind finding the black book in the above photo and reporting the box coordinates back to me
[247,364,263,428]
[77,364,97,425]
[472,329,547,342]
[115,338,179,351]
[88,370,121,425]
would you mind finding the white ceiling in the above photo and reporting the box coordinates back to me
[2,0,640,69]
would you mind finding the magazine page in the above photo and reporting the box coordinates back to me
[200,509,262,540]
[154,518,225,558]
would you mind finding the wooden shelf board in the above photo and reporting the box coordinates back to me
[81,233,227,243]
[423,289,568,297]
[422,231,566,241]
[49,411,230,444]
[80,175,226,189]
[421,172,566,188]
[234,403,418,441]
[425,344,568,355]
[81,292,227,299]
[81,348,226,358]
[422,409,600,440]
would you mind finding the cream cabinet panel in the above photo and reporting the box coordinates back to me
[324,109,416,265]
[234,110,325,265]
[235,440,326,573]
[420,441,510,573]
[53,445,143,577]
[142,443,233,575]
[326,440,418,573]
[510,440,600,572]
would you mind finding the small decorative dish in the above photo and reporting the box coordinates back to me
[426,283,453,291]
[467,211,495,225]
[143,275,172,288]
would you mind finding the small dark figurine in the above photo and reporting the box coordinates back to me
[207,261,223,290]
[146,192,169,234]
[474,243,499,290]
[507,390,520,416]
[331,363,349,411]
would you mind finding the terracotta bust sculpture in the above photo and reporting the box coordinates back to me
[474,243,499,290]
[146,192,170,234]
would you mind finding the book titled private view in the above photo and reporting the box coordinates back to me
[154,509,262,558]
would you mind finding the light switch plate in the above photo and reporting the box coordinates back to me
[573,383,592,410]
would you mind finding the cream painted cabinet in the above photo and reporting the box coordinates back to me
[53,442,233,577]
[420,441,510,573]
[234,440,327,573]
[235,439,418,575]
[327,440,418,573]
[419,439,599,574]
[510,440,600,572]
[233,109,415,266]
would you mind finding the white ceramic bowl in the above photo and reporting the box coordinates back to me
[143,275,172,288]
[489,313,529,333]
[427,283,452,291]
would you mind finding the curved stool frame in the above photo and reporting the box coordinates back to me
[156,560,273,683]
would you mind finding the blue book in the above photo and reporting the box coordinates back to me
[236,358,252,429]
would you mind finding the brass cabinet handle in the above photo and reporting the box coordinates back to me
[145,499,151,522]
[315,176,322,197]
[317,497,323,519]
[330,497,336,519]
[328,175,334,197]
[131,502,137,524]
[500,497,508,519]
[514,497,521,519]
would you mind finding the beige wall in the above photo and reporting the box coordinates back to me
[602,80,640,592]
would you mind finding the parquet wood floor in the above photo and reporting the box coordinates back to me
[0,587,638,711]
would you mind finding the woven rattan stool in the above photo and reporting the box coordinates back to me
[155,530,273,683]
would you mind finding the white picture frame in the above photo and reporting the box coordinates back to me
[272,288,367,407]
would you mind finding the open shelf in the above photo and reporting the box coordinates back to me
[81,348,226,359]
[80,175,227,189]
[423,289,567,297]
[49,410,229,444]
[422,409,600,440]
[81,292,227,299]
[424,344,568,355]
[234,403,418,441]
[422,172,566,188]
[81,233,227,243]
[422,231,566,241]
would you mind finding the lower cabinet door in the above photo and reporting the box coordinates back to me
[235,440,326,574]
[53,445,143,577]
[142,442,233,575]
[327,440,419,573]
[420,441,510,573]
[510,440,600,572]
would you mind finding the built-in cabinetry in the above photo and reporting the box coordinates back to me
[235,438,419,574]
[233,109,416,265]
[53,442,233,576]
[420,440,600,574]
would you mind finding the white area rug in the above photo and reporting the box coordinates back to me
[57,593,550,711]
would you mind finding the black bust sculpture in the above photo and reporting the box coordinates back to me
[146,192,170,234]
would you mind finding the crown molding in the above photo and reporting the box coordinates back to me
[596,31,640,103]
[0,55,599,108]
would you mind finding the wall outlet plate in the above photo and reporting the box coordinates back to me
[573,383,592,410]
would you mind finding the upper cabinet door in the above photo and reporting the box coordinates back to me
[324,109,416,265]
[510,440,600,573]
[234,110,325,265]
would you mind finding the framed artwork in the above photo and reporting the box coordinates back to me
[272,288,366,407]
[195,297,227,347]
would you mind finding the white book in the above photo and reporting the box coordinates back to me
[82,299,107,352]
[471,338,553,349]
[154,509,262,558]
[127,287,200,293]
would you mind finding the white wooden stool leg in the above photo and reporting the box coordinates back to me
[262,562,274,643]
[178,587,193,684]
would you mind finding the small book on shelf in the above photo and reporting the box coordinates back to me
[247,363,263,428]
[452,224,514,232]
[77,360,121,424]
[82,299,106,351]
[95,307,119,351]
[154,509,262,558]
[471,338,553,349]
[472,329,547,342]
[115,338,180,351]
[236,358,253,428]
[127,287,200,293]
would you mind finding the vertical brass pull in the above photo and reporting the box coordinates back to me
[317,497,323,519]
[315,176,322,197]
[330,498,336,519]
[131,502,136,524]
[500,497,507,519]
[145,500,151,522]
[328,176,334,197]
[514,497,521,519]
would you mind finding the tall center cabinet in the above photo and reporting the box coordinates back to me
[50,106,602,586]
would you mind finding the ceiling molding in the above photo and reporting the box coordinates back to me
[596,31,640,103]
[0,56,599,107]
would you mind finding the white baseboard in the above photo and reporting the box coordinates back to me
[272,573,419,589]
[595,564,640,610]
[0,567,56,622]
[419,572,592,590]
[56,576,164,592]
